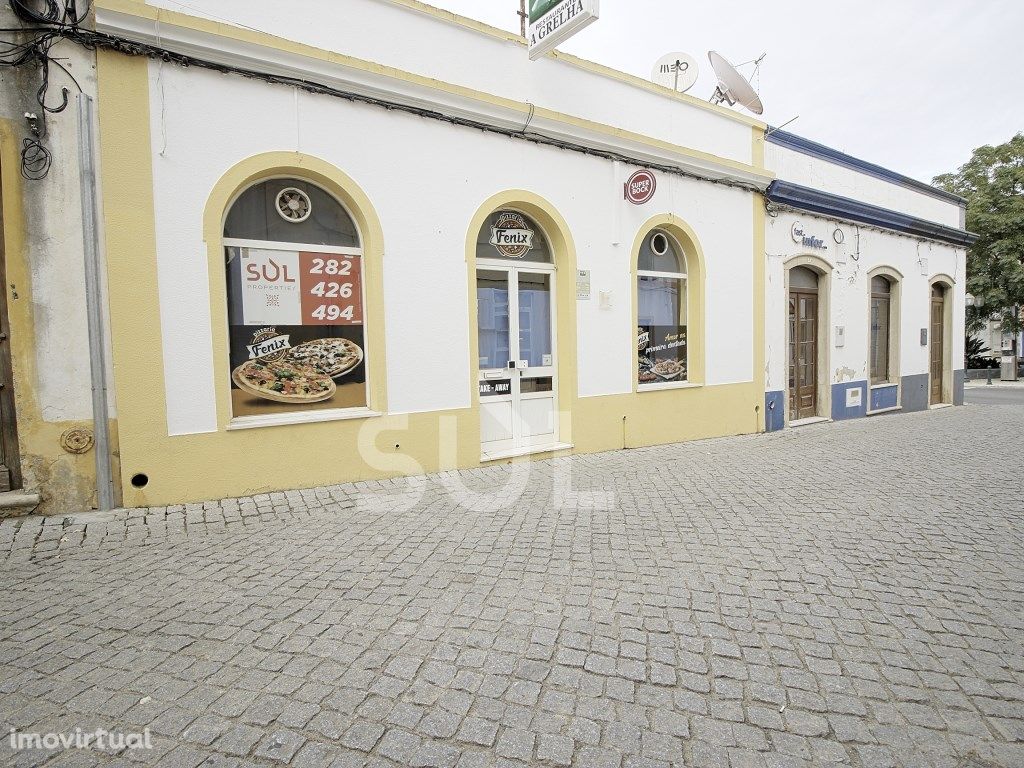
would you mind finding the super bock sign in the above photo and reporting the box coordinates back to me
[490,211,535,259]
[528,0,599,61]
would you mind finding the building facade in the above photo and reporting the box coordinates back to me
[0,0,972,512]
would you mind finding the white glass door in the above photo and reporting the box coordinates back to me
[477,264,557,457]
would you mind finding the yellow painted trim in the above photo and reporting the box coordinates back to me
[382,0,523,44]
[465,191,579,448]
[203,154,388,427]
[752,195,766,430]
[383,0,766,129]
[752,127,766,168]
[94,0,766,174]
[92,6,770,509]
[96,50,167,506]
[630,215,707,388]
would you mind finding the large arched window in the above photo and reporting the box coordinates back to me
[637,229,688,386]
[223,178,368,420]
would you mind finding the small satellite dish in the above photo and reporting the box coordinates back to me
[651,52,699,93]
[708,50,764,115]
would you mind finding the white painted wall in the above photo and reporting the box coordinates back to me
[142,0,755,168]
[765,209,966,394]
[146,63,756,435]
[765,144,962,228]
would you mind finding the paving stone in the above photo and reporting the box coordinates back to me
[537,733,574,766]
[457,717,499,747]
[341,720,385,752]
[1,408,1021,768]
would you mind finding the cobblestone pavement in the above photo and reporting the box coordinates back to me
[2,405,1023,768]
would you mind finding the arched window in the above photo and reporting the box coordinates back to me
[637,230,688,386]
[870,276,892,385]
[223,178,368,420]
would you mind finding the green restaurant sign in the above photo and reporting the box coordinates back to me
[528,0,599,61]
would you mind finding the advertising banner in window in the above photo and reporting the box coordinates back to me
[638,325,687,385]
[226,247,367,417]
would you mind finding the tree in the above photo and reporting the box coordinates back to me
[934,134,1024,356]
[965,335,992,369]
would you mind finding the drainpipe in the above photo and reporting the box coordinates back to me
[77,94,115,511]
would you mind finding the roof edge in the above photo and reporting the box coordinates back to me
[766,180,977,247]
[765,129,966,207]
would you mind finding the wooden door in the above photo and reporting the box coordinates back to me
[930,287,945,405]
[788,290,818,421]
[0,154,20,491]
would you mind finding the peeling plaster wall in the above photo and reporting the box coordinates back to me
[0,7,115,513]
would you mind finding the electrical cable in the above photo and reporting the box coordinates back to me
[55,27,770,195]
[1,3,768,194]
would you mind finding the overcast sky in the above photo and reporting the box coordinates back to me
[429,1,1023,183]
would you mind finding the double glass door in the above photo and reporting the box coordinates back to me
[477,264,557,456]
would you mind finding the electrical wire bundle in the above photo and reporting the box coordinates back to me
[0,0,767,196]
[1,0,90,178]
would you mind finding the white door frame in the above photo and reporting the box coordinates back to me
[476,259,558,456]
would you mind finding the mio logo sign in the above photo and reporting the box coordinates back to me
[624,170,657,205]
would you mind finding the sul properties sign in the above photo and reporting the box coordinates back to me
[528,0,599,60]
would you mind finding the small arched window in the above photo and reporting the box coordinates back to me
[637,230,688,386]
[223,177,368,421]
[870,275,893,385]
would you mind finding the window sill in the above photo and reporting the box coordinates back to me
[869,383,898,390]
[480,442,574,462]
[789,416,832,428]
[637,381,702,393]
[227,407,382,431]
[867,406,902,416]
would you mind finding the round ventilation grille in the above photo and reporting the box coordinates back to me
[276,187,312,223]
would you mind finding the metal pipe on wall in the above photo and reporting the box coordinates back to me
[77,93,115,511]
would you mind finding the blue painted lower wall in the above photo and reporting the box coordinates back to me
[954,369,965,405]
[765,391,785,432]
[831,381,868,421]
[869,384,899,412]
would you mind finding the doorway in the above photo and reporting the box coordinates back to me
[930,284,945,405]
[788,266,819,421]
[477,264,557,457]
[0,151,21,490]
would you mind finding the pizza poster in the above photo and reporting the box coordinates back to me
[226,247,367,417]
[637,325,687,384]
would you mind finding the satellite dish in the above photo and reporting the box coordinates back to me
[708,50,764,115]
[651,52,699,93]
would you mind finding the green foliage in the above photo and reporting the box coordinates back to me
[934,134,1024,337]
[965,334,993,369]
